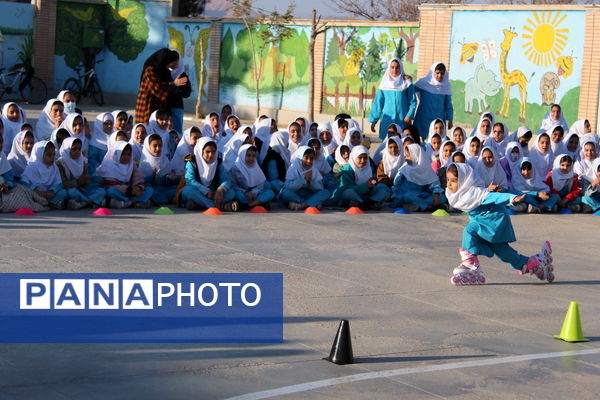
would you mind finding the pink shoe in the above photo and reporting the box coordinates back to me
[459,248,480,269]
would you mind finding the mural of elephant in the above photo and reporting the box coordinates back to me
[463,63,501,114]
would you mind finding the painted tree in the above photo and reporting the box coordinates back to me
[363,34,383,86]
[230,0,295,117]
[332,27,358,56]
[194,28,211,118]
[221,28,234,75]
[325,36,339,67]
[308,9,327,121]
[395,27,418,63]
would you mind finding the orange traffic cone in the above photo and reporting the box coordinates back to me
[249,206,269,213]
[345,206,364,214]
[203,207,223,215]
[304,206,320,214]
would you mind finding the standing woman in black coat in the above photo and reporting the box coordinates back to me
[167,50,192,136]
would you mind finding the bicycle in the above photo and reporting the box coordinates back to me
[0,63,48,104]
[63,59,104,106]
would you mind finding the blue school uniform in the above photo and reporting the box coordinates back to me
[413,89,453,141]
[87,145,107,176]
[463,192,528,271]
[179,157,235,209]
[329,164,390,206]
[279,149,331,208]
[368,87,417,140]
[56,159,106,206]
[582,184,600,212]
[392,173,446,210]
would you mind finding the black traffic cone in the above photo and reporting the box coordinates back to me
[328,319,354,365]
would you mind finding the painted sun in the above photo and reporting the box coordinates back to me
[522,11,569,67]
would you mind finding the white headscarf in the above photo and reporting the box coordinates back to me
[382,137,403,178]
[568,119,588,138]
[235,144,266,187]
[583,158,600,186]
[95,141,134,182]
[60,113,88,152]
[550,153,574,192]
[334,145,350,166]
[286,121,303,155]
[470,113,494,137]
[317,122,336,157]
[35,99,64,141]
[502,141,523,178]
[451,126,466,150]
[445,163,489,212]
[463,136,481,169]
[415,62,451,95]
[170,50,184,79]
[223,125,253,171]
[528,132,553,180]
[286,145,322,183]
[171,126,198,175]
[348,145,373,185]
[547,125,567,155]
[398,143,439,185]
[540,105,569,133]
[439,140,456,168]
[254,117,272,163]
[220,104,236,125]
[514,126,531,157]
[562,132,580,162]
[148,110,170,145]
[193,137,218,186]
[0,141,11,176]
[111,110,127,132]
[427,118,447,142]
[129,123,147,162]
[90,112,114,150]
[58,136,85,179]
[379,58,411,91]
[511,158,549,193]
[306,138,332,176]
[138,134,174,178]
[473,117,492,142]
[331,118,347,145]
[1,102,26,153]
[474,146,508,189]
[202,112,224,140]
[269,131,291,169]
[21,141,61,188]
[574,135,598,177]
[343,127,363,149]
[7,130,32,177]
[484,122,510,156]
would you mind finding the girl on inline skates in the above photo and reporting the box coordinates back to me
[445,163,554,285]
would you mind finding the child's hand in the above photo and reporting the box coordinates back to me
[432,193,440,206]
[557,198,566,208]
[487,184,497,192]
[0,184,9,194]
[167,172,177,180]
[132,186,143,197]
[512,193,527,204]
[370,123,377,133]
[77,175,90,186]
[592,177,600,188]
[206,189,214,200]
[538,192,550,201]
[304,170,312,181]
[367,179,376,188]
[214,187,225,207]
[247,191,255,202]
[403,117,412,125]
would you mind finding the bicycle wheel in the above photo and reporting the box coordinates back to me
[20,76,47,104]
[0,79,6,101]
[63,78,81,103]
[90,75,103,106]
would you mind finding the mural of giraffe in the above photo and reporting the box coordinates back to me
[497,28,529,122]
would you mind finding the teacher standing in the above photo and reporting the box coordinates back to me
[369,58,417,141]
[135,48,188,125]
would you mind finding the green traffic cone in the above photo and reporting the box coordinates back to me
[432,209,451,217]
[154,206,174,215]
[554,301,589,342]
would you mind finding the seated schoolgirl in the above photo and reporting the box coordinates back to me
[568,119,592,138]
[253,116,275,164]
[344,128,364,150]
[229,144,275,209]
[57,137,106,209]
[451,151,466,164]
[223,125,254,170]
[474,146,508,192]
[510,159,557,213]
[7,129,34,180]
[463,136,481,168]
[376,137,403,187]
[485,122,510,155]
[178,137,237,211]
[548,125,566,154]
[545,154,582,212]
[580,158,600,213]
[261,131,290,194]
[393,143,445,212]
[287,121,303,155]
[435,140,455,174]
[139,134,179,205]
[329,145,389,210]
[96,142,153,209]
[112,110,128,133]
[332,118,349,145]
[129,123,148,163]
[574,135,597,177]
[60,113,88,155]
[280,146,330,210]
[540,103,568,133]
[172,126,201,175]
[562,132,580,162]
[499,142,522,187]
[21,141,67,209]
[202,111,222,141]
[35,99,65,141]
[220,104,235,127]
[89,112,115,175]
[51,128,71,153]
[317,122,337,161]
[528,132,553,181]
[473,116,492,142]
[2,102,27,154]
[307,138,334,192]
[0,134,15,186]
[514,126,532,157]
[372,123,402,166]
[451,126,465,150]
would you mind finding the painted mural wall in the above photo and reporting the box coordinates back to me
[0,1,34,69]
[219,23,310,111]
[322,25,419,116]
[54,1,211,100]
[449,10,584,131]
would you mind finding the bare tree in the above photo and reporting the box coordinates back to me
[309,9,327,122]
[230,0,295,117]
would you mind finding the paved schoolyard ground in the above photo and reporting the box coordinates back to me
[0,208,599,399]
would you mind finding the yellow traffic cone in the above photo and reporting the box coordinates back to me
[554,301,589,342]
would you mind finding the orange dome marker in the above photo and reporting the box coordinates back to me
[203,207,223,215]
[304,206,321,214]
[345,206,364,214]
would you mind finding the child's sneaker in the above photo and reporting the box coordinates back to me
[109,198,128,209]
[520,241,554,283]
[67,199,86,210]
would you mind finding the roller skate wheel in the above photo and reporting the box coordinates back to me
[451,275,461,285]
[547,272,555,283]
[477,275,486,284]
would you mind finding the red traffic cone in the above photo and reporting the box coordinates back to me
[14,207,35,216]
[92,207,113,216]
[249,206,269,213]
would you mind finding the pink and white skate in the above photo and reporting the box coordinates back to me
[451,265,486,285]
[521,241,554,283]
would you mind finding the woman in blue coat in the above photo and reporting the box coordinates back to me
[414,62,454,141]
[369,58,417,141]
